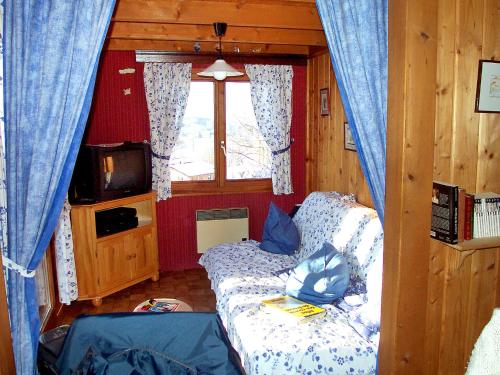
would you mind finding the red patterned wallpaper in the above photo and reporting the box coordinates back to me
[86,51,307,271]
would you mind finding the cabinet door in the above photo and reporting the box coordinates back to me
[96,236,130,292]
[125,228,157,278]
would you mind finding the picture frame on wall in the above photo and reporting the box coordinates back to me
[475,60,500,113]
[344,122,356,151]
[320,88,330,116]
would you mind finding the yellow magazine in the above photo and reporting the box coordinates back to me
[261,296,327,324]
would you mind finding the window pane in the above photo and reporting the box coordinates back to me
[225,82,271,180]
[35,253,53,330]
[171,82,215,181]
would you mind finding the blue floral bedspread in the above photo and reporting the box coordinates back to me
[199,192,383,375]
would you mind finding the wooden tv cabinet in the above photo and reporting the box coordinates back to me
[71,192,159,306]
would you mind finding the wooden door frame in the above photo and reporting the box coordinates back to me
[378,0,438,373]
[0,256,15,375]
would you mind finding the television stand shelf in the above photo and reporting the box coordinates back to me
[71,191,159,306]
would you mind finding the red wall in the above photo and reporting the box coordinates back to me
[86,51,307,271]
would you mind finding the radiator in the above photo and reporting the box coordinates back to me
[196,208,249,253]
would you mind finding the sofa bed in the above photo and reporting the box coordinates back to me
[199,192,384,375]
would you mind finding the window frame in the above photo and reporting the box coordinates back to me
[36,244,55,331]
[172,68,272,195]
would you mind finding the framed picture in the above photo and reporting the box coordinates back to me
[344,122,356,151]
[475,60,500,113]
[320,88,330,116]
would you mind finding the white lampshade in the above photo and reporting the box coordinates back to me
[197,59,244,81]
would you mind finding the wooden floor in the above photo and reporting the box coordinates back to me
[47,268,216,329]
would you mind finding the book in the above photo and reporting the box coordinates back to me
[261,296,326,324]
[464,194,474,241]
[457,188,466,242]
[136,299,180,313]
[431,181,458,244]
[473,193,500,238]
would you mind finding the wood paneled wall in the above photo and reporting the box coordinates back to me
[425,0,500,373]
[306,52,372,207]
[307,1,498,373]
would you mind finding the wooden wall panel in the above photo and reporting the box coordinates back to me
[476,0,500,193]
[425,243,500,374]
[424,0,500,373]
[379,0,438,373]
[306,0,498,373]
[306,52,372,207]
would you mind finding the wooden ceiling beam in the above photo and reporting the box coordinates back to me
[135,52,307,65]
[106,39,310,56]
[112,0,323,30]
[108,22,327,47]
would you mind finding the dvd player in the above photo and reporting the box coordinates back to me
[95,207,138,236]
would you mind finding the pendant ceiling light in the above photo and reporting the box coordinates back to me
[197,22,244,81]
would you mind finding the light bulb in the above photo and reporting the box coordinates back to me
[213,71,227,81]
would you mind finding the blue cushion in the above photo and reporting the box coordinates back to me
[259,202,300,255]
[286,242,349,305]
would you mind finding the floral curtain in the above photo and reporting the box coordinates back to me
[144,63,192,200]
[245,65,294,195]
[54,198,78,304]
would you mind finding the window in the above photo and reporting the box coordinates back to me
[35,250,54,330]
[171,71,271,194]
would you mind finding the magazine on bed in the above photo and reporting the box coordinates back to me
[261,296,326,324]
[137,299,180,313]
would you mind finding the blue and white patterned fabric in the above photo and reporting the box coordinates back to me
[54,198,78,305]
[245,65,294,195]
[0,5,8,286]
[200,192,383,374]
[144,63,191,200]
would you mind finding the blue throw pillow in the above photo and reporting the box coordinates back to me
[286,242,349,305]
[259,202,300,255]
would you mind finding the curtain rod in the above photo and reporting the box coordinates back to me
[135,51,308,66]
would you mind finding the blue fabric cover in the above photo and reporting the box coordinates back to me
[56,312,243,375]
[286,242,349,305]
[259,202,300,255]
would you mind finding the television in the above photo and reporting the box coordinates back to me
[69,141,152,204]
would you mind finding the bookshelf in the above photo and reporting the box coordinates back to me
[431,182,499,251]
[444,237,500,251]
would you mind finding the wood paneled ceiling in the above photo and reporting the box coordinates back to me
[107,0,327,56]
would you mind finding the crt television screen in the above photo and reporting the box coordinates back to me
[103,149,146,191]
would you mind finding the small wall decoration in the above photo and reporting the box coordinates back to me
[118,68,136,75]
[320,88,330,116]
[475,60,500,113]
[344,122,356,151]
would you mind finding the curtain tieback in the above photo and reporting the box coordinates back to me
[2,254,36,278]
[151,151,170,160]
[272,139,294,156]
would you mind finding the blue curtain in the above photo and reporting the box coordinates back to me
[316,0,388,222]
[3,1,115,373]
